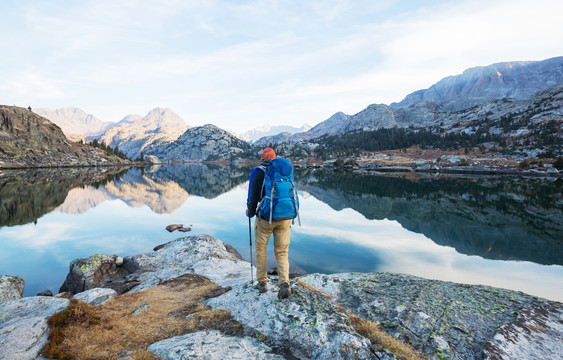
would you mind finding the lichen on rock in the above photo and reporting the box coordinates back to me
[0,275,25,303]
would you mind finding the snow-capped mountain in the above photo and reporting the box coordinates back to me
[239,124,311,142]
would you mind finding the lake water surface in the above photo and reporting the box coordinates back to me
[1,164,562,301]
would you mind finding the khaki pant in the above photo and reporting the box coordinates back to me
[254,217,291,285]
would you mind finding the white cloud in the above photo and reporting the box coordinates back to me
[1,0,561,131]
[0,70,67,100]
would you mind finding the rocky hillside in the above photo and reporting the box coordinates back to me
[91,107,189,160]
[0,106,127,169]
[33,107,114,141]
[254,57,562,156]
[256,84,562,159]
[392,56,563,108]
[151,124,251,162]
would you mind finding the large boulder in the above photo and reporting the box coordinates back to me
[0,297,69,360]
[0,275,24,303]
[147,330,285,359]
[121,235,251,293]
[59,254,125,296]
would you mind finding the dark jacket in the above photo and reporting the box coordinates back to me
[246,160,272,218]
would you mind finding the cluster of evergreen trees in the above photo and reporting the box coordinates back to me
[81,139,130,160]
[313,127,502,158]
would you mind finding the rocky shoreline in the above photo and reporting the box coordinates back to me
[1,235,562,359]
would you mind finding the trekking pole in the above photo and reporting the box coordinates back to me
[248,216,254,285]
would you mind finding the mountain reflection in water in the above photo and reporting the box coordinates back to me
[0,165,561,300]
[297,170,563,266]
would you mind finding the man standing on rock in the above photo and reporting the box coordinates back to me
[246,147,300,299]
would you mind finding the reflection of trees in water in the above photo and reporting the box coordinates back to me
[0,167,129,228]
[297,170,563,266]
[149,164,251,199]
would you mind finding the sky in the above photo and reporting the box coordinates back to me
[1,0,562,134]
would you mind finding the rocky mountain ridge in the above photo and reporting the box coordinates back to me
[150,124,251,162]
[254,57,562,153]
[392,56,563,108]
[0,106,127,169]
[90,107,189,160]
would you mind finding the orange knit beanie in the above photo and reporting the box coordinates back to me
[261,147,276,160]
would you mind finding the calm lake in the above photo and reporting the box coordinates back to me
[1,164,562,302]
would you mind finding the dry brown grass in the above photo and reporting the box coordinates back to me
[42,274,241,360]
[296,279,429,360]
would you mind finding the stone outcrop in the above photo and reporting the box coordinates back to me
[207,279,377,359]
[58,235,250,296]
[71,288,117,306]
[0,275,24,303]
[298,273,562,360]
[0,105,126,168]
[0,297,69,360]
[147,330,286,360]
[52,235,563,359]
[484,301,563,360]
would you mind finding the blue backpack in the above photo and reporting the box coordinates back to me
[257,158,301,225]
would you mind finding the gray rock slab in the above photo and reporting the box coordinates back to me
[299,272,563,360]
[207,279,376,359]
[0,275,24,303]
[124,235,252,293]
[0,297,69,360]
[72,287,117,305]
[483,300,563,360]
[147,330,285,360]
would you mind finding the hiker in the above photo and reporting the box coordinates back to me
[246,147,300,299]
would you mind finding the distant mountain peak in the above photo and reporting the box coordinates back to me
[33,107,114,139]
[239,123,312,142]
[391,56,563,108]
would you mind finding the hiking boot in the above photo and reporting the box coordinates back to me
[255,281,267,293]
[278,283,291,299]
